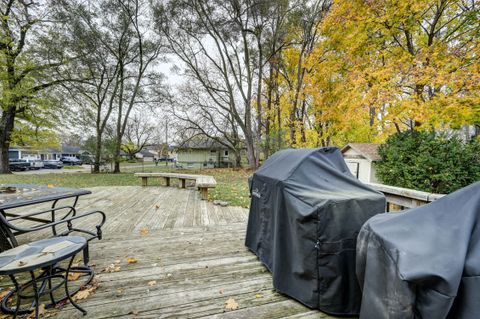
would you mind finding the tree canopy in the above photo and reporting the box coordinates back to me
[1,0,478,176]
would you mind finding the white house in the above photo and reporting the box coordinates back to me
[341,143,381,183]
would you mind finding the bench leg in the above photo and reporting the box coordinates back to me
[165,177,170,187]
[181,179,186,188]
[199,188,208,200]
[141,177,147,187]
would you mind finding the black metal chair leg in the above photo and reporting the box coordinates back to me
[29,271,40,319]
[65,256,87,316]
[47,266,57,307]
[9,274,21,319]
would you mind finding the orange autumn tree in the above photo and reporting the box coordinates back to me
[318,0,480,134]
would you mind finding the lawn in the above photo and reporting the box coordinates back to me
[0,166,252,207]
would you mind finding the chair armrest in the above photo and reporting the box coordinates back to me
[4,210,106,241]
[8,205,77,221]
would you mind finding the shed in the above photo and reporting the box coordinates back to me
[341,143,381,183]
[245,147,386,316]
[176,138,237,169]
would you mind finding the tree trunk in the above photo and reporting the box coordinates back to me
[93,132,102,173]
[113,140,122,173]
[0,107,16,174]
[300,100,307,144]
[234,150,242,168]
[113,65,125,174]
[256,34,263,156]
[264,62,275,159]
[245,133,257,170]
[114,160,120,173]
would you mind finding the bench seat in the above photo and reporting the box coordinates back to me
[134,173,217,200]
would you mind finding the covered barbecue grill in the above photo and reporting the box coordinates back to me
[245,147,386,315]
[357,181,480,319]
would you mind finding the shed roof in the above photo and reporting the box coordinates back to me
[176,139,229,150]
[341,143,381,162]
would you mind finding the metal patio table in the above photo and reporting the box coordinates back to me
[0,184,105,315]
[0,184,102,251]
[0,236,89,318]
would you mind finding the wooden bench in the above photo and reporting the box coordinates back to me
[134,173,217,200]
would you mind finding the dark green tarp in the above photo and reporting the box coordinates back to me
[245,147,386,316]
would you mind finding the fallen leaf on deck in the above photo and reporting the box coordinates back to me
[225,298,239,311]
[0,290,10,300]
[42,308,60,318]
[155,205,160,210]
[73,289,91,300]
[18,261,27,266]
[147,280,157,286]
[27,303,46,319]
[103,264,121,273]
[140,228,149,236]
[72,279,99,301]
[255,293,263,298]
[68,272,82,281]
[219,289,224,295]
[47,184,55,188]
[127,258,138,264]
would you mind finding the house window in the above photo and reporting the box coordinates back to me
[224,150,229,156]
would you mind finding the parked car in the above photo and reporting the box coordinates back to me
[9,160,30,171]
[23,158,44,170]
[43,160,64,169]
[60,156,83,165]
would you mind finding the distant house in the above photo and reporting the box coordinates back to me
[8,148,38,160]
[341,143,381,183]
[39,145,91,161]
[135,149,157,162]
[175,139,237,169]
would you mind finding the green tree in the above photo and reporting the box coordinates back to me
[0,0,76,173]
[376,131,480,194]
[54,0,164,174]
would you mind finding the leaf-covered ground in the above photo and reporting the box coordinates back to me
[0,166,252,207]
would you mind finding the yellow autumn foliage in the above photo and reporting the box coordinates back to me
[264,0,479,151]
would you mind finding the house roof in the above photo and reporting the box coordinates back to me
[61,145,82,154]
[341,143,381,162]
[138,149,157,157]
[176,139,229,150]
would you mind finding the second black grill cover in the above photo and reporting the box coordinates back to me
[245,147,386,315]
[357,181,480,319]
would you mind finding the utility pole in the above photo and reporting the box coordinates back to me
[165,119,168,167]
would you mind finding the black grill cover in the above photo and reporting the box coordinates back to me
[357,182,480,319]
[245,147,386,315]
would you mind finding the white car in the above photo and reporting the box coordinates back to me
[23,158,45,170]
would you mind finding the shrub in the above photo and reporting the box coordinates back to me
[376,130,480,194]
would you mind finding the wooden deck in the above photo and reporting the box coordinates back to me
[1,186,338,318]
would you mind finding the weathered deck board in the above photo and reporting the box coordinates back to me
[1,186,342,319]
